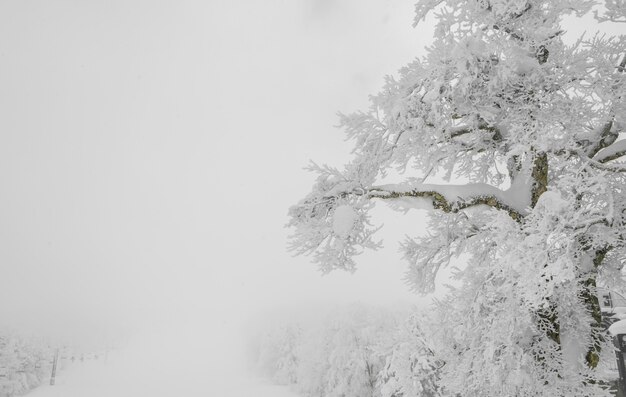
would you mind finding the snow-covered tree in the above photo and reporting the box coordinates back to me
[289,0,626,395]
[249,305,414,397]
[378,314,442,397]
[0,335,53,397]
[320,306,389,397]
[254,324,301,385]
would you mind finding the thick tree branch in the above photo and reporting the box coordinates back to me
[594,139,626,163]
[554,148,626,172]
[586,121,617,158]
[366,185,524,221]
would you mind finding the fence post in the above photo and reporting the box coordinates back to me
[614,334,626,397]
[50,349,59,386]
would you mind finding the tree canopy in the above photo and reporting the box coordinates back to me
[289,1,626,395]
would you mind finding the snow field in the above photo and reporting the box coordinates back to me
[26,325,298,397]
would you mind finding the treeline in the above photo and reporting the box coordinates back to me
[0,334,55,397]
[247,305,442,397]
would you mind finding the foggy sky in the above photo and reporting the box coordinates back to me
[0,0,430,349]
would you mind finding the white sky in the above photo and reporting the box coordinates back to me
[0,0,435,350]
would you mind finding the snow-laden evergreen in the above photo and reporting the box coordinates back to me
[288,1,626,395]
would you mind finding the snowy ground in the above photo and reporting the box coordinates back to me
[26,324,297,397]
[28,363,295,397]
[26,353,296,397]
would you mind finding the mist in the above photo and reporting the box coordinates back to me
[0,1,433,393]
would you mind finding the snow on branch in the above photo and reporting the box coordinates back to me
[448,122,502,140]
[413,0,444,26]
[288,176,530,272]
[594,139,626,163]
[595,0,626,23]
[585,121,617,158]
[368,182,526,221]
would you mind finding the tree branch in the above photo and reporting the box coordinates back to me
[586,120,617,158]
[366,184,524,221]
[449,122,502,140]
[531,152,548,208]
[594,139,626,163]
[558,148,626,173]
[492,24,524,42]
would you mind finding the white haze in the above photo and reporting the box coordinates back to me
[0,0,435,390]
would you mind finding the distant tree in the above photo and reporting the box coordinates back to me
[251,305,407,397]
[254,324,300,385]
[289,0,625,395]
[321,306,388,397]
[273,325,300,385]
[378,314,442,397]
[0,334,52,397]
[293,326,329,397]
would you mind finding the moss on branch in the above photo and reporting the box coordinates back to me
[367,189,523,222]
[531,152,548,208]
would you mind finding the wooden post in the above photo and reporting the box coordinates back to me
[50,349,59,386]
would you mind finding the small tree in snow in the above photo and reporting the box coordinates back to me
[289,0,626,395]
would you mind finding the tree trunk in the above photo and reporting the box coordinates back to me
[581,247,609,369]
